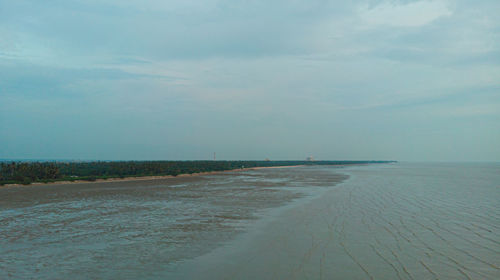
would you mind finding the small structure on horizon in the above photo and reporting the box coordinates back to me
[306,156,314,161]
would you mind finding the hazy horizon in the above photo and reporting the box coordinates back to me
[2,158,499,164]
[1,0,499,161]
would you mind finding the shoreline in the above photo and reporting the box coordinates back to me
[1,164,350,279]
[173,163,500,279]
[2,165,305,188]
[172,167,351,279]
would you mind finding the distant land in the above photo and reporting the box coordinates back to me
[0,160,396,185]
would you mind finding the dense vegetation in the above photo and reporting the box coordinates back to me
[0,160,394,185]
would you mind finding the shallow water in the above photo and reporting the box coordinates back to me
[2,163,499,279]
[177,163,500,279]
[0,166,346,279]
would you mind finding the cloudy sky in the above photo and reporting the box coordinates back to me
[1,0,499,161]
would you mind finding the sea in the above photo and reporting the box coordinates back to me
[1,163,499,279]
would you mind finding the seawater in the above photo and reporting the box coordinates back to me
[175,162,500,280]
[1,163,499,279]
[0,166,346,279]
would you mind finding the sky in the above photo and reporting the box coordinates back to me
[0,0,499,161]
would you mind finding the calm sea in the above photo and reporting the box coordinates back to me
[1,163,499,279]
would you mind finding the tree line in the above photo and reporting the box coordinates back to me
[0,160,394,185]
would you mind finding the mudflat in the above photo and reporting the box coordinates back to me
[2,163,499,279]
[0,166,346,279]
[176,163,500,280]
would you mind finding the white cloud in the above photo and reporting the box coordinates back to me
[359,1,452,27]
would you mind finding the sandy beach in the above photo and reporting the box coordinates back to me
[1,165,305,188]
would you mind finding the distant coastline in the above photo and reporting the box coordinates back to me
[0,160,396,187]
[1,165,304,187]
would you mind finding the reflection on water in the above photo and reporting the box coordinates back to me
[0,167,346,279]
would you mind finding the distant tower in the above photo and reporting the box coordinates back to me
[214,152,216,161]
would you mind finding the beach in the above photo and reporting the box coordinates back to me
[1,165,305,188]
[0,165,346,279]
[4,0,499,278]
[1,163,499,279]
[175,163,500,279]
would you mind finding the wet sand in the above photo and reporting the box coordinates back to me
[0,166,346,279]
[2,163,499,279]
[175,163,500,280]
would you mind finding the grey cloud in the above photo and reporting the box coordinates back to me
[1,0,499,161]
[0,61,173,98]
[0,0,354,60]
